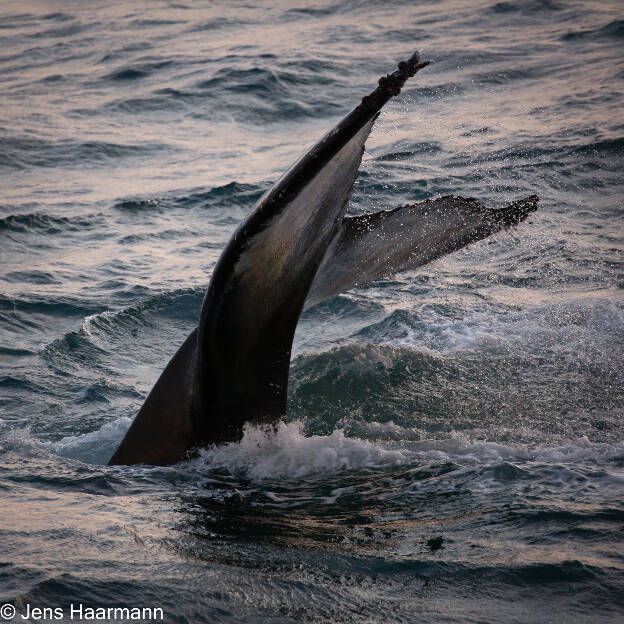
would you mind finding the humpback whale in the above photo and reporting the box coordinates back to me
[109,53,538,466]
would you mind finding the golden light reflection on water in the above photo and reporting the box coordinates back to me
[3,0,620,209]
[0,464,184,573]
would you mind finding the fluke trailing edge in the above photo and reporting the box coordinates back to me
[108,53,538,466]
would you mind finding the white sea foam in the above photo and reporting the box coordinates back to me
[43,416,132,464]
[194,421,414,479]
[3,414,622,481]
[2,423,39,451]
[49,416,133,451]
[377,297,624,357]
[193,422,623,481]
[408,430,624,473]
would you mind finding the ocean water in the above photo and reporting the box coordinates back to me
[1,0,623,622]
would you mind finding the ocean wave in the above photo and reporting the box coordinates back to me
[103,62,349,123]
[374,140,442,162]
[102,91,190,115]
[6,401,624,472]
[488,0,561,15]
[1,423,130,491]
[0,135,169,170]
[290,343,451,432]
[408,431,624,469]
[127,17,185,29]
[1,413,139,468]
[0,212,100,234]
[0,13,36,30]
[112,181,264,212]
[173,181,266,209]
[82,288,202,325]
[104,59,177,82]
[4,269,61,285]
[0,293,104,320]
[46,416,133,465]
[94,41,153,65]
[112,198,164,212]
[118,228,201,245]
[186,16,250,32]
[351,297,624,354]
[562,19,624,42]
[195,67,304,93]
[292,295,623,442]
[0,375,44,393]
[404,81,465,99]
[0,346,36,357]
[40,291,199,365]
[25,20,89,40]
[184,425,624,499]
[445,136,624,169]
[470,65,545,85]
[573,137,624,156]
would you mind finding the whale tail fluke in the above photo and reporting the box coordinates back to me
[108,53,539,467]
[305,194,539,309]
[108,53,431,465]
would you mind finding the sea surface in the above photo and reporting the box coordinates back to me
[1,1,623,622]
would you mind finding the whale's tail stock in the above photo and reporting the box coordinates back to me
[108,53,538,466]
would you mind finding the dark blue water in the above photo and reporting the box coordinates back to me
[1,1,623,622]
